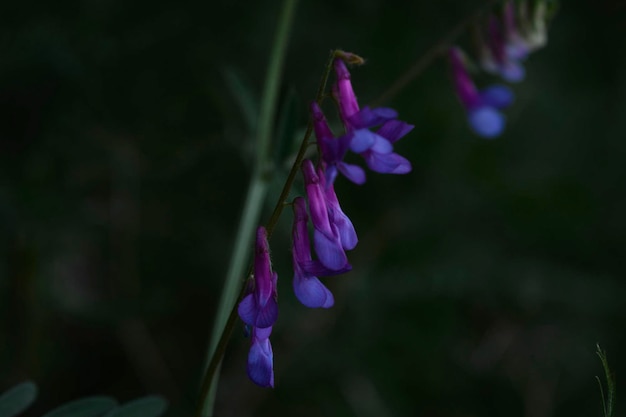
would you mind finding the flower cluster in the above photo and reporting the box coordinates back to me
[450,0,552,138]
[237,51,414,387]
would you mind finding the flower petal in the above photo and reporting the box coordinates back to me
[313,228,348,271]
[301,259,352,276]
[337,162,366,185]
[363,151,412,174]
[349,129,376,153]
[293,273,334,308]
[377,120,414,144]
[238,294,278,329]
[501,61,526,83]
[247,333,274,388]
[238,294,257,326]
[468,107,506,139]
[370,135,393,154]
[480,85,514,108]
[347,106,398,129]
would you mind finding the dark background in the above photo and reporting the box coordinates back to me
[1,0,625,416]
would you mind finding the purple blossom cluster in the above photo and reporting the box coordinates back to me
[450,0,550,138]
[237,52,414,387]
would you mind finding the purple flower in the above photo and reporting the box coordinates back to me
[449,47,514,139]
[238,227,278,329]
[503,1,530,61]
[480,15,526,83]
[246,326,274,388]
[301,160,349,271]
[291,197,335,308]
[333,58,398,153]
[311,101,365,186]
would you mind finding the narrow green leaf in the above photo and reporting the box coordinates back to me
[42,397,118,417]
[102,396,167,417]
[0,381,38,417]
[596,344,616,417]
[222,67,259,133]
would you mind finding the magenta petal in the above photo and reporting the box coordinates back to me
[337,162,366,185]
[293,273,334,308]
[313,228,348,271]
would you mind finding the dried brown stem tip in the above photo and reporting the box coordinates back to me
[335,50,366,66]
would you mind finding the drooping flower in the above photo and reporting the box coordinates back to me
[333,58,399,154]
[246,326,274,388]
[309,54,414,185]
[449,47,514,139]
[238,227,278,329]
[480,15,526,82]
[311,101,365,186]
[301,159,348,271]
[502,1,531,61]
[291,197,335,308]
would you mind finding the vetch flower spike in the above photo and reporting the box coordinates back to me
[246,326,274,388]
[301,159,349,271]
[291,197,335,308]
[449,47,514,139]
[238,227,279,329]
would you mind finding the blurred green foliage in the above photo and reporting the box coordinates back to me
[1,0,624,416]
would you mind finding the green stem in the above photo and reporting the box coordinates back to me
[198,0,299,415]
[195,49,337,417]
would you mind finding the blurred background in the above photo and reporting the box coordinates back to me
[1,0,625,416]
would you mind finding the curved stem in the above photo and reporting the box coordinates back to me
[372,0,500,107]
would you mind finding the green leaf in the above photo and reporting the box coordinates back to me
[222,66,259,133]
[596,344,616,417]
[42,397,118,417]
[102,396,167,417]
[0,381,38,417]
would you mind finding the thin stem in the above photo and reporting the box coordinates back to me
[372,0,500,107]
[195,51,337,417]
[198,0,299,415]
[265,49,337,238]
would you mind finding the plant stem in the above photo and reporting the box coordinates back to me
[198,0,298,415]
[372,0,500,107]
[194,49,337,417]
